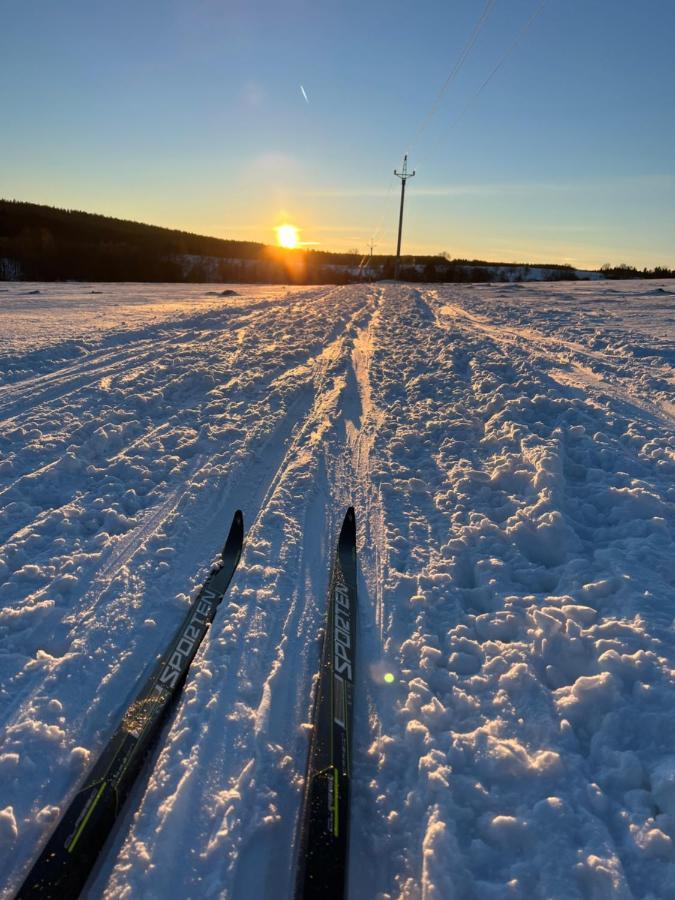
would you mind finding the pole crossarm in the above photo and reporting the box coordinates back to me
[395,154,416,182]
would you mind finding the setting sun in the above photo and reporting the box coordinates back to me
[276,224,299,249]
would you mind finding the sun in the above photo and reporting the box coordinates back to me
[276,224,299,249]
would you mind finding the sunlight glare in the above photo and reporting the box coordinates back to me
[276,224,299,249]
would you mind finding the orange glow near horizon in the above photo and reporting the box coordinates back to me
[276,223,299,249]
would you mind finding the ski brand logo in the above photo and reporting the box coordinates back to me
[156,591,217,690]
[333,571,352,682]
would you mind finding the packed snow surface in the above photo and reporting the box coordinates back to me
[1,280,674,899]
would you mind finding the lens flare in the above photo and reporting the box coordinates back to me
[384,672,395,684]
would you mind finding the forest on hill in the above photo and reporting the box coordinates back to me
[0,200,265,282]
[1,199,672,283]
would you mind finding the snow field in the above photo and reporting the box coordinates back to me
[0,280,674,898]
[348,285,675,899]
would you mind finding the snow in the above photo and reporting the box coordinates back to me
[0,279,674,898]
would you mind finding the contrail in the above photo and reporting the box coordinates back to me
[300,84,309,104]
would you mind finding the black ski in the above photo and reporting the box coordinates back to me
[16,510,244,899]
[295,507,358,900]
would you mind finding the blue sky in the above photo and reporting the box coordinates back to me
[2,0,674,267]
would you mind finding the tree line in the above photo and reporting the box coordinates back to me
[1,199,672,283]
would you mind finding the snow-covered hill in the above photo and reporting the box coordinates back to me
[1,280,674,898]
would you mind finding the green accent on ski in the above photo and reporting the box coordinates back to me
[333,768,339,837]
[67,781,106,853]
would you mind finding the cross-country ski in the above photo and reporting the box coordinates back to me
[14,511,244,899]
[295,507,358,900]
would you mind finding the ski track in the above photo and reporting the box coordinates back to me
[1,281,674,899]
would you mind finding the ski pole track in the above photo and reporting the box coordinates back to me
[1,281,674,899]
[0,285,338,457]
[0,283,317,384]
[0,305,305,495]
[0,340,174,422]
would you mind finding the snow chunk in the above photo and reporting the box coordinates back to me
[0,807,18,841]
[575,854,631,898]
[12,719,67,744]
[485,814,529,850]
[474,613,519,642]
[508,510,571,567]
[630,821,673,859]
[580,577,623,601]
[419,750,452,790]
[478,736,562,779]
[448,651,482,674]
[560,604,597,626]
[421,805,459,899]
[554,672,620,728]
[650,757,675,816]
[70,746,91,768]
[0,753,20,771]
[36,805,61,825]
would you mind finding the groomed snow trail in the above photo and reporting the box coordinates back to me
[1,281,674,899]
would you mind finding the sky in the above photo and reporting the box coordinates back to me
[2,0,674,268]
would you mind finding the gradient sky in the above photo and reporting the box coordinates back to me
[2,0,674,268]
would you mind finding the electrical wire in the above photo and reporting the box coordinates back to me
[357,174,398,273]
[407,0,498,153]
[362,0,549,259]
[363,0,497,256]
[447,0,549,134]
[371,176,398,245]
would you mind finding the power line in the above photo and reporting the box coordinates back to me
[370,176,397,244]
[363,1,498,257]
[448,0,549,133]
[408,0,498,153]
[364,0,550,261]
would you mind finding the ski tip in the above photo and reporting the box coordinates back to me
[339,506,356,549]
[222,509,244,559]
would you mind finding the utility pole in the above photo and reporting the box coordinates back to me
[394,154,415,280]
[367,239,376,280]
